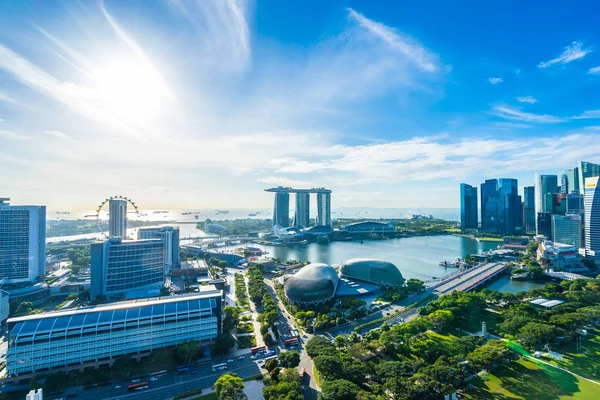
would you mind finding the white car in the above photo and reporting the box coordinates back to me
[250,355,257,360]
[238,356,245,360]
[115,385,122,389]
[131,379,140,383]
[150,377,158,381]
[227,359,234,363]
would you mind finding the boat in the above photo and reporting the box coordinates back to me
[215,210,230,215]
[153,210,169,214]
[248,213,258,217]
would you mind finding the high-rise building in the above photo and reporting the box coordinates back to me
[535,173,558,233]
[294,192,310,228]
[579,161,600,194]
[480,179,498,232]
[537,212,552,239]
[566,191,584,214]
[560,174,568,194]
[552,214,582,248]
[138,226,180,269]
[584,176,600,265]
[108,199,127,238]
[316,192,332,227]
[524,186,536,233]
[565,167,580,193]
[0,198,46,283]
[272,191,290,228]
[483,196,505,234]
[90,238,165,300]
[498,178,522,234]
[460,184,478,230]
[6,290,222,376]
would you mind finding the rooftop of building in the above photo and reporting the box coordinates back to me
[283,263,339,304]
[8,289,222,323]
[339,258,405,287]
[528,298,565,308]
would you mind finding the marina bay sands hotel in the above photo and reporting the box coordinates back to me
[265,187,332,229]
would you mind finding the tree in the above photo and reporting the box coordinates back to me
[333,335,348,348]
[549,312,588,333]
[406,278,425,294]
[45,371,69,393]
[265,358,279,373]
[306,336,336,358]
[518,322,564,348]
[313,355,343,381]
[214,372,247,400]
[219,260,228,274]
[466,340,511,371]
[223,306,241,333]
[499,314,532,336]
[319,379,361,400]
[263,369,303,400]
[428,309,453,331]
[263,311,279,327]
[213,334,236,355]
[177,340,200,363]
[278,350,300,368]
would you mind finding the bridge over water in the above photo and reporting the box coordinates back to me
[431,262,508,295]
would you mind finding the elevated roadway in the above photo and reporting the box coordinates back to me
[433,262,508,295]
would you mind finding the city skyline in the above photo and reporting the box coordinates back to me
[2,1,600,209]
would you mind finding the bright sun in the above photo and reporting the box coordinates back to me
[91,57,169,127]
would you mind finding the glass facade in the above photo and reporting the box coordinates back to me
[480,179,498,232]
[108,199,127,238]
[91,238,165,300]
[524,186,535,233]
[138,226,181,269]
[579,161,600,194]
[0,201,46,283]
[565,167,579,194]
[537,212,552,240]
[535,173,558,233]
[585,176,600,264]
[552,214,582,248]
[460,183,478,230]
[6,292,222,375]
[316,192,331,227]
[273,192,290,227]
[294,192,310,228]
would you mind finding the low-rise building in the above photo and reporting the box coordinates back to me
[6,290,222,376]
[537,241,581,271]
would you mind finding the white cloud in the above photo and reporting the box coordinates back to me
[347,8,440,73]
[490,106,566,123]
[0,130,29,140]
[0,117,3,122]
[588,66,600,75]
[538,41,591,68]
[44,130,74,141]
[493,122,532,129]
[572,110,600,119]
[515,96,538,104]
[488,77,503,84]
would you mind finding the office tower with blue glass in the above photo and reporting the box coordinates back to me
[460,183,478,230]
[317,191,332,226]
[0,198,46,283]
[552,214,582,248]
[535,173,558,234]
[294,191,310,228]
[579,161,600,194]
[524,186,535,233]
[91,238,165,300]
[584,176,600,265]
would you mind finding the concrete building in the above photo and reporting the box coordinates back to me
[6,291,222,376]
[26,389,43,400]
[584,176,600,265]
[316,191,332,227]
[537,241,581,271]
[535,173,558,234]
[90,238,165,300]
[552,214,582,249]
[0,198,46,283]
[108,199,127,238]
[138,226,181,269]
[294,192,310,228]
[524,186,536,233]
[460,183,478,230]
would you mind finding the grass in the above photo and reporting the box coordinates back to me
[445,228,462,233]
[312,364,321,387]
[190,393,217,400]
[477,237,505,242]
[463,358,600,400]
[545,329,600,382]
[236,335,256,349]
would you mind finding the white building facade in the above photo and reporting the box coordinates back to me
[6,291,222,376]
[137,226,180,269]
[537,241,582,271]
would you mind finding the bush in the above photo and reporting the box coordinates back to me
[173,388,202,399]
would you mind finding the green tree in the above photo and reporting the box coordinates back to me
[214,372,247,400]
[313,355,343,381]
[305,336,336,358]
[518,322,564,348]
[219,260,228,274]
[318,379,361,400]
[223,306,241,333]
[466,340,511,371]
[406,278,425,294]
[265,358,279,373]
[213,334,236,355]
[177,340,200,363]
[278,350,300,368]
[263,311,279,327]
[428,309,453,331]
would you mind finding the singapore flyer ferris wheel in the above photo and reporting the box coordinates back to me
[94,196,142,239]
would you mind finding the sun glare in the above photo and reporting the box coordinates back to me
[91,57,169,127]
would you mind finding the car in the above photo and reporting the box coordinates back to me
[131,379,140,383]
[150,377,158,381]
[250,355,257,360]
[257,359,265,364]
[227,359,234,363]
[303,334,308,338]
[115,385,122,389]
[238,356,245,360]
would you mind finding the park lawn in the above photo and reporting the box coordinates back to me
[463,358,600,400]
[477,237,504,242]
[465,308,504,334]
[445,228,462,233]
[545,329,600,382]
[191,393,217,400]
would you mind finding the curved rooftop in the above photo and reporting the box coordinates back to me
[341,221,395,233]
[340,258,405,287]
[283,263,339,305]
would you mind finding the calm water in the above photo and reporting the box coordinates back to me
[258,235,545,293]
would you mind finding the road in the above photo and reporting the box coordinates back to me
[264,279,319,400]
[67,355,261,400]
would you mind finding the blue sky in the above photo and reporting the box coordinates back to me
[1,0,600,210]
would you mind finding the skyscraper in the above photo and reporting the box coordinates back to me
[138,226,181,269]
[565,167,579,193]
[552,214,582,248]
[535,173,558,233]
[460,184,478,230]
[109,199,127,238]
[0,198,46,283]
[273,191,290,228]
[560,174,568,194]
[537,212,552,240]
[91,238,165,300]
[316,192,332,227]
[498,178,521,234]
[480,179,498,232]
[579,161,600,194]
[294,192,310,228]
[524,186,535,233]
[584,176,600,265]
[566,191,584,214]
